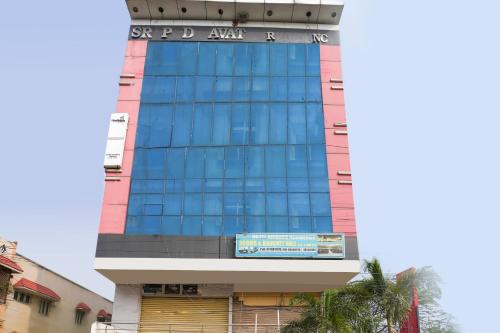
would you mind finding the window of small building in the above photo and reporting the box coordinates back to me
[75,310,85,325]
[13,291,31,304]
[38,299,50,316]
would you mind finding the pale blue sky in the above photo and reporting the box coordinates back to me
[1,1,499,331]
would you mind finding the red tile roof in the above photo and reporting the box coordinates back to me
[0,255,23,273]
[76,302,91,312]
[97,309,110,318]
[13,278,61,301]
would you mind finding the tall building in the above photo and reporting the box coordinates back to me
[95,0,359,331]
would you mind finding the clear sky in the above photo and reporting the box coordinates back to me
[1,1,498,331]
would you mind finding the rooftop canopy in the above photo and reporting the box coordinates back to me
[13,278,61,302]
[0,255,23,274]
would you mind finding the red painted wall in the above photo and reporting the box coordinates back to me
[98,40,147,234]
[320,45,357,236]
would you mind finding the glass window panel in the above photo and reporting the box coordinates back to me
[266,178,286,192]
[130,180,146,194]
[266,217,289,232]
[224,179,244,192]
[182,216,202,236]
[245,179,265,192]
[225,147,245,178]
[192,104,212,145]
[234,44,251,75]
[288,77,306,102]
[267,193,287,216]
[205,148,225,178]
[177,43,197,75]
[162,216,182,235]
[252,44,269,75]
[245,193,265,215]
[172,105,193,146]
[288,44,306,76]
[141,77,176,103]
[251,77,269,101]
[144,204,162,215]
[224,193,244,215]
[163,194,183,215]
[232,77,251,102]
[195,77,214,101]
[176,77,194,102]
[270,44,287,76]
[216,44,234,76]
[223,216,245,236]
[310,193,331,216]
[128,194,144,215]
[288,104,306,144]
[250,104,269,144]
[265,146,286,177]
[312,217,332,233]
[185,179,203,192]
[306,103,325,144]
[287,178,309,192]
[287,145,308,178]
[184,194,203,215]
[269,104,287,144]
[165,179,184,193]
[204,193,223,215]
[306,77,322,102]
[309,179,329,192]
[290,217,312,233]
[203,217,223,236]
[166,148,185,179]
[306,44,320,76]
[145,43,177,75]
[215,77,232,101]
[288,193,310,216]
[186,148,205,178]
[145,194,162,204]
[143,216,162,234]
[308,145,328,178]
[205,179,223,192]
[198,43,216,75]
[212,104,231,145]
[245,146,265,178]
[231,104,249,145]
[147,105,173,148]
[270,77,287,102]
[247,217,266,233]
[132,149,147,178]
[145,149,166,179]
[126,216,143,234]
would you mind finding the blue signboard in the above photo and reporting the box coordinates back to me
[235,233,345,259]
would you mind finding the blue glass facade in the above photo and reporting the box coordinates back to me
[126,41,332,236]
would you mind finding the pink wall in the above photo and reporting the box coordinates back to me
[320,45,357,237]
[98,40,147,234]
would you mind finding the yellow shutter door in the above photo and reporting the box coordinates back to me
[140,297,229,333]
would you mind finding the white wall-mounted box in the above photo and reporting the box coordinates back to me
[104,113,129,169]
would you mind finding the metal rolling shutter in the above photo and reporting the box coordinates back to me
[140,297,229,333]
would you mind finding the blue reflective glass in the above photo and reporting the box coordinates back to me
[306,44,320,76]
[203,217,223,236]
[172,105,192,146]
[177,43,197,75]
[308,145,328,178]
[162,216,182,235]
[312,217,332,233]
[205,148,224,178]
[224,194,244,215]
[250,104,269,144]
[266,178,287,192]
[140,149,166,179]
[288,44,305,76]
[144,204,162,215]
[231,104,249,145]
[288,77,306,102]
[216,44,234,76]
[265,146,286,177]
[245,193,265,215]
[234,44,251,75]
[310,179,329,192]
[205,179,223,192]
[148,105,173,148]
[310,193,331,216]
[128,194,144,215]
[232,77,251,101]
[247,217,266,233]
[288,104,306,143]
[145,194,162,204]
[142,77,176,103]
[290,217,312,232]
[287,145,307,178]
[270,44,287,76]
[185,179,203,192]
[215,77,232,101]
[252,44,269,76]
[223,216,245,236]
[192,104,212,145]
[166,148,185,178]
[145,43,177,75]
[251,77,269,101]
[176,77,194,102]
[225,147,245,178]
[212,104,231,145]
[245,146,265,178]
[288,178,309,192]
[165,179,184,192]
[163,194,183,215]
[288,193,310,216]
[267,217,289,232]
[184,194,203,215]
[270,77,287,102]
[195,77,214,101]
[306,77,322,102]
[306,103,325,144]
[126,216,143,234]
[182,216,202,236]
[269,104,287,144]
[131,180,164,194]
[143,216,162,234]
[204,193,223,215]
[224,179,244,192]
[245,179,265,192]
[198,43,216,75]
[267,193,287,216]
